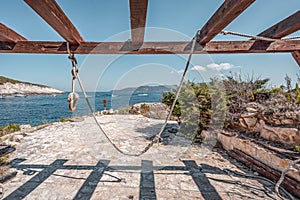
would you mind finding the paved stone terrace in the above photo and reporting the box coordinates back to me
[2,115,286,199]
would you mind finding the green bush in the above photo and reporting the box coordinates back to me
[0,155,9,166]
[294,145,300,152]
[162,92,181,118]
[295,83,300,101]
[59,117,72,123]
[162,74,300,144]
[140,103,150,114]
[162,82,214,142]
[0,124,20,136]
[161,75,273,142]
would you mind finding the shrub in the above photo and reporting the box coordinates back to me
[162,92,181,118]
[140,103,150,114]
[0,155,9,166]
[295,83,300,101]
[59,118,72,123]
[294,145,300,152]
[162,75,300,143]
[162,75,271,142]
[0,124,20,136]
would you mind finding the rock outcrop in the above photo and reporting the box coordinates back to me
[235,102,300,145]
[128,102,170,119]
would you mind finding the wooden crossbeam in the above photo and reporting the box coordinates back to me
[258,11,300,67]
[197,0,255,44]
[0,40,299,54]
[129,0,148,47]
[258,11,300,39]
[292,51,300,66]
[0,23,27,42]
[24,0,84,44]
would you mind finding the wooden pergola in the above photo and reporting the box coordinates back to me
[0,0,300,66]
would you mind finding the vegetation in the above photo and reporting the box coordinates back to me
[0,124,20,137]
[162,73,300,143]
[140,103,150,114]
[0,75,49,88]
[0,76,20,85]
[0,155,9,166]
[294,145,300,152]
[59,117,72,123]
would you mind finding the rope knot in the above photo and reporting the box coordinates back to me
[67,92,80,112]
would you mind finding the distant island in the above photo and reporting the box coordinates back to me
[0,76,65,97]
[113,85,177,93]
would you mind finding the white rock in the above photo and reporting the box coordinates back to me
[20,124,32,132]
[0,82,64,96]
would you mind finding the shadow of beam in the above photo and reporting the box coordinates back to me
[7,158,227,200]
[183,160,222,200]
[140,160,156,200]
[73,160,110,200]
[4,159,68,200]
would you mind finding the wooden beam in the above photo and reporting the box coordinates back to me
[129,0,148,47]
[24,0,84,44]
[292,51,300,66]
[258,11,300,68]
[258,11,300,39]
[197,0,255,44]
[0,23,27,42]
[0,40,299,54]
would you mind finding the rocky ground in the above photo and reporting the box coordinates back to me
[1,114,292,200]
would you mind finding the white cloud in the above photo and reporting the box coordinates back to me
[177,69,184,74]
[207,63,240,71]
[191,65,206,72]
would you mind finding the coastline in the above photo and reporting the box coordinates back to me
[0,82,65,97]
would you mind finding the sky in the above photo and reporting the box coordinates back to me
[0,0,300,92]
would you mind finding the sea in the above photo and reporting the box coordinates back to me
[0,91,166,126]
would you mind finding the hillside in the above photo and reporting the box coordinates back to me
[114,85,176,93]
[0,76,20,85]
[0,76,64,96]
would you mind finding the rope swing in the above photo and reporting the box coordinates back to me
[66,31,199,156]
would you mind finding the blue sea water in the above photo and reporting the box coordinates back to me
[0,91,165,126]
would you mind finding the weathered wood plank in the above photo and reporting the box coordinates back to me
[197,0,255,44]
[24,0,84,44]
[258,11,300,39]
[229,149,300,198]
[129,0,148,47]
[258,11,300,68]
[292,51,300,66]
[0,23,27,43]
[0,40,299,54]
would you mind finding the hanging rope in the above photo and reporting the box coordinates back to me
[221,30,300,41]
[66,33,198,156]
[275,158,300,200]
[67,44,80,112]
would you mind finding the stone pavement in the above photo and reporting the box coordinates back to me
[2,115,286,199]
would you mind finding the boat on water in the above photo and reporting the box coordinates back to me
[137,93,148,97]
[15,93,26,97]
